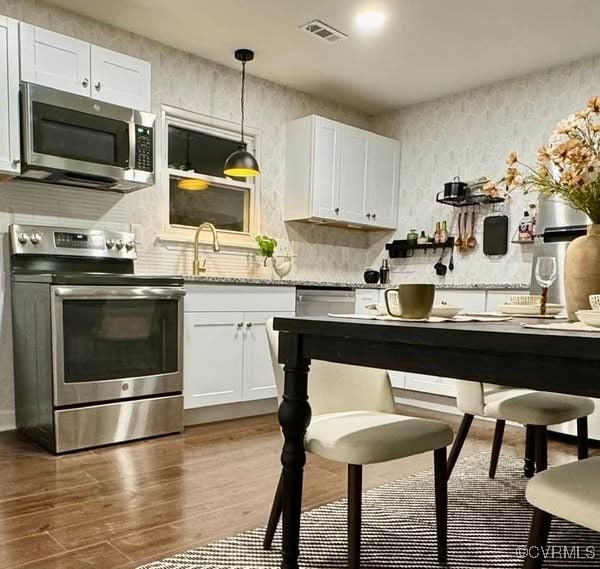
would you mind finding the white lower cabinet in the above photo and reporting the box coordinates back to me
[183,285,295,409]
[242,312,292,401]
[184,312,245,408]
[184,310,294,409]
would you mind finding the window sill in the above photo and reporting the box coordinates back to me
[157,231,257,251]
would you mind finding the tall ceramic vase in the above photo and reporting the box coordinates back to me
[564,224,600,320]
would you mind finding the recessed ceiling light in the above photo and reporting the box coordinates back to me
[354,10,386,33]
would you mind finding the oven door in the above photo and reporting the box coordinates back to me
[51,286,185,406]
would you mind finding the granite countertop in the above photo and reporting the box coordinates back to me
[181,275,529,290]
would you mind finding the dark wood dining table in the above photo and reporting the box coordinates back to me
[272,315,600,569]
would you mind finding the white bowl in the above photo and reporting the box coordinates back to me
[510,295,542,306]
[431,304,462,318]
[576,310,600,327]
[499,304,563,316]
[589,295,600,311]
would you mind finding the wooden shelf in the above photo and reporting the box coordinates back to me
[386,237,455,258]
[435,192,505,207]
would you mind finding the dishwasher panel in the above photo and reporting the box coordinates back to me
[295,287,356,317]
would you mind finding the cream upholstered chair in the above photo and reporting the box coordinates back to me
[263,319,454,568]
[523,456,600,569]
[447,381,594,480]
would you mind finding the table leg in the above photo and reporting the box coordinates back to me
[278,332,311,569]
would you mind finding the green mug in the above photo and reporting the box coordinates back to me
[384,284,435,319]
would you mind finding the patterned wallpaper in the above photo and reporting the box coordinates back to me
[0,0,598,428]
[371,55,600,285]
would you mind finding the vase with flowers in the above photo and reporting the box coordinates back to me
[484,97,600,319]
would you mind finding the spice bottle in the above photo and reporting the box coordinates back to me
[379,259,390,284]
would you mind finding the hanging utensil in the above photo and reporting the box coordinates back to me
[455,212,463,250]
[461,210,469,252]
[449,250,454,271]
[467,209,477,249]
[434,250,448,276]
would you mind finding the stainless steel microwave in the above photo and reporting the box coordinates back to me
[19,82,155,193]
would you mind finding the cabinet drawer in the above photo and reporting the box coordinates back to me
[185,285,296,313]
[405,373,456,397]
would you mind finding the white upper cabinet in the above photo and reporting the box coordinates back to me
[284,115,399,230]
[366,134,400,229]
[20,23,151,111]
[0,16,20,176]
[20,23,91,96]
[337,124,369,224]
[311,117,341,220]
[90,45,151,111]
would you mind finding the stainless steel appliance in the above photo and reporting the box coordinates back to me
[529,197,600,439]
[19,83,155,192]
[296,287,355,317]
[10,224,184,453]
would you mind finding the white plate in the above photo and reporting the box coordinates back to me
[498,304,563,316]
[576,310,600,328]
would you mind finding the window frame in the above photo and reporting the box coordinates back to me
[159,104,261,249]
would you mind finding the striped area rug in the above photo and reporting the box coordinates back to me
[139,453,600,568]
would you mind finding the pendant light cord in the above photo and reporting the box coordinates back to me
[240,61,246,146]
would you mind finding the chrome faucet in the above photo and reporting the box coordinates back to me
[193,222,220,275]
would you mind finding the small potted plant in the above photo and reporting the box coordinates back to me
[255,235,293,279]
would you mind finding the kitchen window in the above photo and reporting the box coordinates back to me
[163,106,260,245]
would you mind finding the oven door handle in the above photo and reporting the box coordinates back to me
[53,286,186,299]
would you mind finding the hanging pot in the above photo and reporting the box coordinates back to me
[444,176,468,199]
[564,224,600,320]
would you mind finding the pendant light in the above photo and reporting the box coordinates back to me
[223,49,260,178]
[178,130,209,191]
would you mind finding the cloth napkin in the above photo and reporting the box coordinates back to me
[521,321,600,333]
[328,313,511,323]
[464,311,567,319]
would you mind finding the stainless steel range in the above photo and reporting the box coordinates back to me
[9,224,185,453]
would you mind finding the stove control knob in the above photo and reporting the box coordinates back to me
[115,239,125,250]
[125,241,135,251]
[106,239,116,249]
[30,232,42,245]
[17,232,29,244]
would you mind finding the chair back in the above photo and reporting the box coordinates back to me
[455,380,485,415]
[456,380,514,416]
[266,318,396,416]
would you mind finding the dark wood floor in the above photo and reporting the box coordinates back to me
[0,405,596,568]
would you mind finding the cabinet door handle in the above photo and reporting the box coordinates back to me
[334,207,340,215]
[11,159,20,168]
[82,78,89,88]
[372,213,377,220]
[246,322,253,328]
[366,213,371,219]
[236,322,244,328]
[95,81,102,91]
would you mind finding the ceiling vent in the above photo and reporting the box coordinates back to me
[301,20,348,43]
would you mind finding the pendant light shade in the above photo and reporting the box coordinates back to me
[224,49,260,178]
[223,144,260,177]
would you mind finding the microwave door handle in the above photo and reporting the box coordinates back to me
[53,287,186,299]
[128,119,136,170]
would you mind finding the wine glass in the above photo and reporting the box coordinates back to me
[535,257,557,315]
